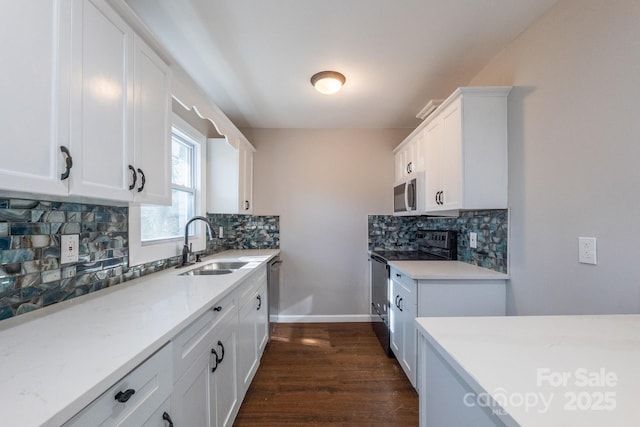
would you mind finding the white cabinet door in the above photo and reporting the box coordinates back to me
[132,34,172,205]
[68,0,135,202]
[389,268,417,388]
[0,1,71,196]
[172,350,212,427]
[238,144,254,213]
[255,282,269,355]
[389,278,402,357]
[394,134,425,182]
[237,270,268,398]
[207,138,255,214]
[210,324,239,427]
[171,294,238,427]
[440,99,463,210]
[423,118,443,211]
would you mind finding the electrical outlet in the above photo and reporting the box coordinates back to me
[218,226,224,238]
[469,232,477,249]
[578,237,597,265]
[61,234,79,264]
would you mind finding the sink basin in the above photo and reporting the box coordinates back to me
[179,261,248,276]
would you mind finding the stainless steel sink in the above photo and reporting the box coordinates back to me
[179,261,248,276]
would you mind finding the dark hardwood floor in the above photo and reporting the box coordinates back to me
[233,323,418,426]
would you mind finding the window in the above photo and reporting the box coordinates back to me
[128,114,206,267]
[140,129,197,242]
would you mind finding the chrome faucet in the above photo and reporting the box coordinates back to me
[182,216,214,266]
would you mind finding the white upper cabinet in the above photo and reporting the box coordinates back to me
[395,86,511,216]
[69,0,172,204]
[0,0,171,204]
[68,0,134,201]
[394,131,424,182]
[207,138,255,214]
[0,1,71,196]
[132,34,172,205]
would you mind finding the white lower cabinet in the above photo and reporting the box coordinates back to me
[389,268,418,388]
[64,343,173,427]
[171,292,239,427]
[389,266,507,391]
[210,322,239,427]
[237,268,269,396]
[64,266,271,426]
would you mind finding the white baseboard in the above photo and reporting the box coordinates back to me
[271,314,375,323]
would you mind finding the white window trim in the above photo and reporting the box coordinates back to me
[128,113,207,267]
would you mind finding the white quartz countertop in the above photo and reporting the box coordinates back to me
[0,249,279,427]
[389,260,509,280]
[416,314,640,426]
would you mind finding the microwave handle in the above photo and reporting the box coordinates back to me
[404,181,410,211]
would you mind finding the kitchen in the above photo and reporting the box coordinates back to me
[1,0,640,426]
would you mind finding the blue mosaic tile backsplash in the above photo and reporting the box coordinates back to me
[0,196,280,322]
[368,210,508,273]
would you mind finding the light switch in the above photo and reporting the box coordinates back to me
[469,232,477,249]
[61,234,79,264]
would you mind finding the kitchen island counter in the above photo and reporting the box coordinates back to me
[416,314,640,426]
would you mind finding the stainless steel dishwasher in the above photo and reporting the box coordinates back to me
[267,256,282,338]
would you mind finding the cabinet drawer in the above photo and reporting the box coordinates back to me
[390,268,416,294]
[64,343,172,427]
[238,267,267,307]
[172,292,237,381]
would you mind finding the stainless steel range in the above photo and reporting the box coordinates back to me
[369,230,457,356]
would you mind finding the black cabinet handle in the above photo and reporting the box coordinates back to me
[256,294,262,310]
[137,168,145,192]
[162,412,174,427]
[395,295,400,308]
[114,388,135,403]
[396,273,401,277]
[211,348,219,372]
[244,200,250,210]
[216,340,225,363]
[128,165,137,190]
[60,146,73,180]
[398,297,404,312]
[213,306,222,312]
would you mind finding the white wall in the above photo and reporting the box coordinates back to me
[469,0,640,314]
[243,128,410,321]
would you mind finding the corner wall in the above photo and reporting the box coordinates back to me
[469,0,640,314]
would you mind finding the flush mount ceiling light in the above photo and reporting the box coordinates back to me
[310,71,346,94]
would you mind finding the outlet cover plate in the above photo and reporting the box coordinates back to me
[578,237,597,265]
[61,234,79,264]
[469,232,477,249]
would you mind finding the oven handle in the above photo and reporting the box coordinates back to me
[370,254,387,264]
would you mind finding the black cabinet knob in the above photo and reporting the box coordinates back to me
[213,306,222,312]
[114,388,135,403]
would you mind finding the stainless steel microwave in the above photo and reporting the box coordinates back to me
[393,173,424,214]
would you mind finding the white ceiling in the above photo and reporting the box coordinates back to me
[125,0,558,129]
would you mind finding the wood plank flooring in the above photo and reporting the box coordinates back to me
[233,323,418,426]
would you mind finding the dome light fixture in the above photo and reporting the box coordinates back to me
[310,71,346,94]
